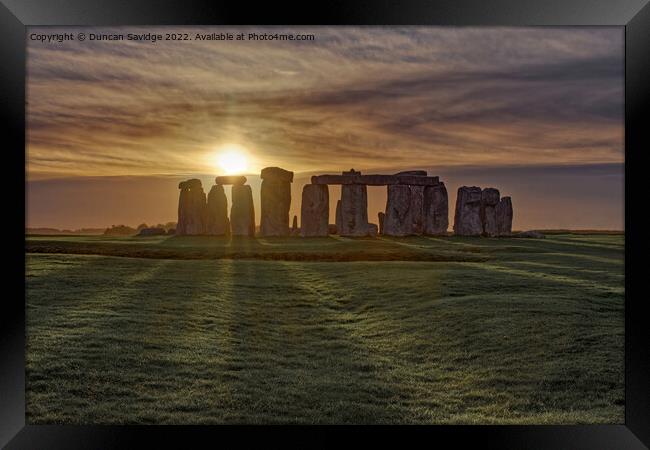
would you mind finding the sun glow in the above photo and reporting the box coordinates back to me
[214,145,248,174]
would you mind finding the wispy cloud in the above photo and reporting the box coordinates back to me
[27,26,623,178]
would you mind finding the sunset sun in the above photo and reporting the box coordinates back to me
[214,145,248,174]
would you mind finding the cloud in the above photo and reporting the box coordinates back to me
[26,26,623,178]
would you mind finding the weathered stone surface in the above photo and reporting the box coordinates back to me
[423,183,449,236]
[215,175,246,185]
[453,186,483,236]
[206,184,230,235]
[300,184,329,237]
[261,166,294,183]
[496,196,513,236]
[378,212,385,235]
[177,178,207,235]
[481,188,500,237]
[260,177,291,237]
[230,184,255,236]
[179,178,202,190]
[339,185,369,236]
[311,174,439,186]
[335,200,342,232]
[383,185,422,236]
[367,223,378,237]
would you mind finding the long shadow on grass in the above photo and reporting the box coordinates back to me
[223,258,409,424]
[26,257,174,423]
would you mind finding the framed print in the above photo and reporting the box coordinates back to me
[2,0,649,448]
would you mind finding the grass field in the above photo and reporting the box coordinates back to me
[26,233,625,424]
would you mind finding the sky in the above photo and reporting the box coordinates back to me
[26,26,624,230]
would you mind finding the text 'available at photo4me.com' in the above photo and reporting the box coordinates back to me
[29,31,317,44]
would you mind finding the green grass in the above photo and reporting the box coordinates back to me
[25,234,624,424]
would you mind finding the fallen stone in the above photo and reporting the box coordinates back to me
[453,186,483,236]
[230,184,255,236]
[300,184,329,237]
[328,224,338,235]
[423,183,449,236]
[206,184,230,235]
[513,230,544,239]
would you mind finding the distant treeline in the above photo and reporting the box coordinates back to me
[27,227,106,236]
[104,222,177,236]
[27,222,177,236]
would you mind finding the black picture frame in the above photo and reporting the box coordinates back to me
[3,1,648,448]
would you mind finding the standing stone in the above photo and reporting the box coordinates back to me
[300,184,329,237]
[367,223,378,237]
[409,185,425,234]
[177,179,207,235]
[260,167,293,237]
[381,170,428,236]
[496,196,513,236]
[395,171,425,234]
[423,183,448,236]
[481,188,500,237]
[383,185,420,236]
[205,184,230,236]
[335,200,342,232]
[378,212,385,235]
[453,186,483,236]
[339,185,369,236]
[231,184,255,237]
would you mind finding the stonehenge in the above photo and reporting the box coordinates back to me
[206,185,230,235]
[231,184,255,237]
[453,186,484,236]
[260,167,293,237]
[423,183,448,236]
[496,196,513,236]
[300,184,329,237]
[177,179,207,235]
[382,171,429,236]
[176,167,512,239]
[338,170,371,237]
[177,173,257,237]
[454,186,513,236]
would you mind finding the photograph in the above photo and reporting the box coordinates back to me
[24,25,625,425]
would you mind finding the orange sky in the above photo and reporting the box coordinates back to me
[26,26,624,230]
